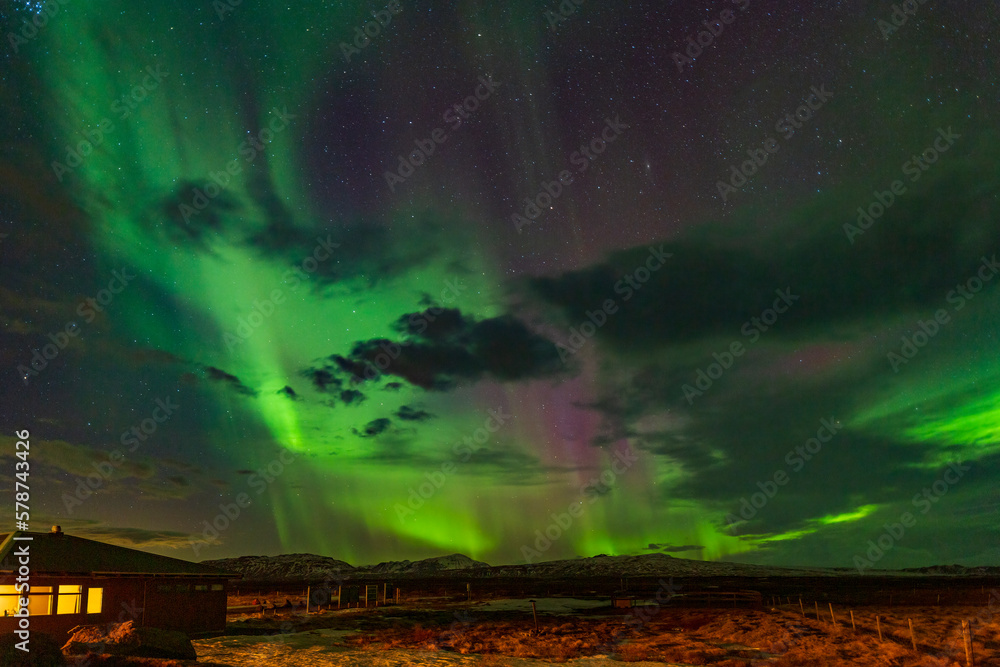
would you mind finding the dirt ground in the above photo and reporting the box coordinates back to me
[193,594,999,666]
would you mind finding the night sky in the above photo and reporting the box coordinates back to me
[1,0,999,570]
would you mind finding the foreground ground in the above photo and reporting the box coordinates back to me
[189,595,999,666]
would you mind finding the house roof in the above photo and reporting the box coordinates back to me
[0,530,239,578]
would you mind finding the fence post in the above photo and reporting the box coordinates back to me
[962,619,974,667]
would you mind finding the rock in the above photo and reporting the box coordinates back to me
[61,620,197,660]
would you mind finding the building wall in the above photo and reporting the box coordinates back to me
[0,576,228,643]
[143,579,228,634]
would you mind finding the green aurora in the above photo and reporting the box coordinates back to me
[1,0,999,569]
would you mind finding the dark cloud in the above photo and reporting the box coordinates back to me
[395,405,434,422]
[157,181,243,250]
[353,418,392,438]
[299,308,565,394]
[330,353,373,382]
[520,147,1000,568]
[529,158,1000,351]
[721,467,1000,569]
[301,367,341,392]
[121,350,261,402]
[70,524,197,550]
[696,382,944,528]
[395,307,468,339]
[335,309,565,391]
[204,366,256,396]
[340,389,365,405]
[580,358,986,554]
[278,385,300,400]
[302,368,374,406]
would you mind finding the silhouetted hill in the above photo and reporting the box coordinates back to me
[356,553,489,575]
[203,551,1000,583]
[201,553,353,582]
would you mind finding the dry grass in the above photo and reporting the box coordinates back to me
[345,617,630,662]
[70,657,230,667]
[334,604,996,666]
[225,589,1000,666]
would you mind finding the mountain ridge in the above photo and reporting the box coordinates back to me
[202,551,1000,582]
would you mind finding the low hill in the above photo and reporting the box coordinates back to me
[203,551,999,583]
[202,553,354,583]
[203,551,831,582]
[899,563,1000,576]
[203,552,488,582]
[490,553,834,579]
[356,553,490,575]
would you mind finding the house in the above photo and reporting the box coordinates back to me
[0,526,237,640]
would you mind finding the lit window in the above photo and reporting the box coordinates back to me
[28,586,53,616]
[0,585,20,616]
[211,584,223,591]
[57,585,82,614]
[0,585,54,616]
[193,584,208,592]
[86,588,103,614]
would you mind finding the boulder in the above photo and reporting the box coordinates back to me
[61,620,197,660]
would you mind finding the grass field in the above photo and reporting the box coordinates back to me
[197,586,999,666]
